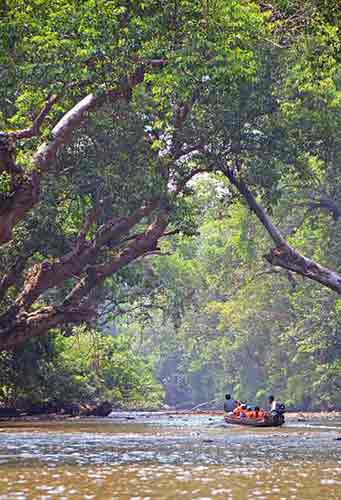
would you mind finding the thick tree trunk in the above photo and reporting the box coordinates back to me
[0,209,168,349]
[0,305,94,349]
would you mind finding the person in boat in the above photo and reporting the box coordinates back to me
[268,395,285,424]
[254,406,265,419]
[268,395,278,412]
[245,406,254,418]
[223,394,238,413]
[233,404,242,416]
[238,403,248,417]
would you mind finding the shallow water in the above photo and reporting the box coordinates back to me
[0,414,341,499]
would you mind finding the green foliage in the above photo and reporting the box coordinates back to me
[126,168,341,410]
[0,329,164,409]
[1,0,341,411]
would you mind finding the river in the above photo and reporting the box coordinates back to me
[0,413,340,499]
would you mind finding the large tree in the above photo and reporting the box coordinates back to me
[0,0,267,347]
[1,0,340,349]
[172,1,341,293]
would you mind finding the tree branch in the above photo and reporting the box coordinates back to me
[221,168,341,295]
[34,62,165,171]
[300,198,341,221]
[0,305,95,349]
[0,254,31,302]
[175,166,211,194]
[0,61,165,246]
[8,94,60,140]
[223,167,286,247]
[0,202,157,333]
[64,210,168,307]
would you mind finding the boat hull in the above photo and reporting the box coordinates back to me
[224,414,284,427]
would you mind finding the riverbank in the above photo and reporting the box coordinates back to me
[1,409,341,424]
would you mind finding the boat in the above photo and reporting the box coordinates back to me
[224,413,284,427]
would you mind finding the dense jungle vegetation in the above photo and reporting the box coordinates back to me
[0,0,340,409]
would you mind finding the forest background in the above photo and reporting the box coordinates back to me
[0,0,340,410]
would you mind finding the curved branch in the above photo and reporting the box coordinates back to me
[64,210,168,307]
[222,167,341,295]
[0,305,94,349]
[0,61,165,246]
[2,203,156,317]
[34,62,165,171]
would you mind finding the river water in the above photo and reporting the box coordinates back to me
[0,413,341,499]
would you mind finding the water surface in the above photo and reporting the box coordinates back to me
[0,413,341,499]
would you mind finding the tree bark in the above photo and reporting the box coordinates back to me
[0,305,94,349]
[0,254,31,302]
[264,244,341,293]
[64,210,168,306]
[0,203,156,327]
[0,172,40,244]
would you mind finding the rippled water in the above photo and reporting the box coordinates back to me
[0,414,341,499]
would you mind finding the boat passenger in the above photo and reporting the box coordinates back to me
[223,394,238,413]
[233,404,242,416]
[245,406,255,418]
[254,406,264,419]
[268,395,278,412]
[239,403,248,417]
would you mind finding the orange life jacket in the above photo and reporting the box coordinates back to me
[233,406,242,416]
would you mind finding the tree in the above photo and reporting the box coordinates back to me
[173,2,341,294]
[129,176,341,409]
[0,328,164,408]
[0,0,268,347]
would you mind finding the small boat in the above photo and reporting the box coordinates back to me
[224,413,284,427]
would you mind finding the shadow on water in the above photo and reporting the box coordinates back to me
[0,414,341,498]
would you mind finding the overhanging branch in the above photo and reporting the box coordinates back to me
[0,60,165,246]
[221,167,341,295]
